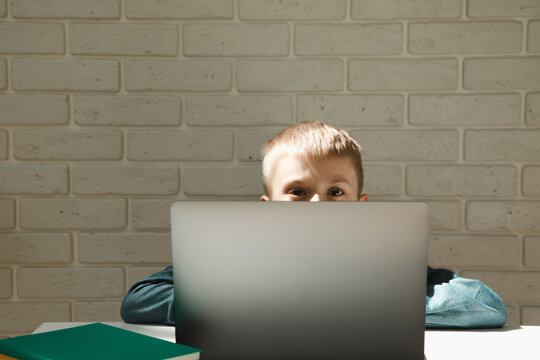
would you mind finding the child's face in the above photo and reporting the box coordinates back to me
[261,155,368,202]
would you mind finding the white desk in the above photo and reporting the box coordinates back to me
[424,326,539,360]
[34,323,540,359]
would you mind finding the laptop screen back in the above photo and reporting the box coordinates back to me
[171,201,428,360]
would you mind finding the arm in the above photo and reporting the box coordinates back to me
[425,267,507,329]
[120,266,175,325]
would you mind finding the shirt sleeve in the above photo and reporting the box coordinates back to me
[120,266,175,325]
[425,267,507,328]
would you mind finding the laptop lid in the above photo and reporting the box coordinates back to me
[171,201,428,360]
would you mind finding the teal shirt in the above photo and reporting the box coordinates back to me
[121,266,507,328]
[425,267,506,328]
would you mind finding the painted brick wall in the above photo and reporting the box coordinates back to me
[0,0,539,336]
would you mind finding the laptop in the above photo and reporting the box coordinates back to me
[171,201,428,360]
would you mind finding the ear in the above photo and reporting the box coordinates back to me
[260,195,270,201]
[358,193,369,202]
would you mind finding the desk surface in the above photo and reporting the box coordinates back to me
[34,323,540,360]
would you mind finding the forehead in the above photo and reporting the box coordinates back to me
[270,154,357,182]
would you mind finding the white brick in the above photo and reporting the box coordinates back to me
[186,96,292,126]
[429,235,519,268]
[298,95,403,127]
[0,199,15,229]
[529,21,540,53]
[72,165,179,195]
[0,95,69,125]
[362,165,401,197]
[18,267,124,298]
[526,92,540,126]
[183,166,263,196]
[349,59,457,91]
[523,166,540,197]
[12,59,119,91]
[464,58,540,90]
[0,23,64,54]
[460,270,540,303]
[0,268,11,298]
[237,60,343,92]
[13,130,122,160]
[0,58,5,89]
[126,0,233,19]
[406,165,517,197]
[124,60,231,92]
[0,303,70,334]
[237,129,286,162]
[350,130,458,161]
[0,164,68,194]
[78,233,171,263]
[131,199,177,230]
[468,0,540,17]
[524,236,540,268]
[409,94,520,126]
[74,301,122,322]
[352,0,461,19]
[464,129,540,161]
[70,24,177,56]
[295,24,402,56]
[424,200,461,231]
[522,307,540,325]
[184,24,289,57]
[0,130,7,159]
[74,95,180,126]
[0,233,72,264]
[504,305,520,327]
[466,201,540,232]
[20,198,127,230]
[409,22,521,54]
[127,131,233,161]
[11,0,120,19]
[239,0,346,20]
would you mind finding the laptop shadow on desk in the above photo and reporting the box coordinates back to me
[426,325,522,333]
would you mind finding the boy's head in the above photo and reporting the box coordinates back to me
[260,121,368,202]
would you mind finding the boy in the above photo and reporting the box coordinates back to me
[121,121,507,328]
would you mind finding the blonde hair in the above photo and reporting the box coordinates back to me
[261,121,364,195]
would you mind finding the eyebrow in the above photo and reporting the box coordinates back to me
[329,176,352,185]
[282,179,308,188]
[282,178,353,190]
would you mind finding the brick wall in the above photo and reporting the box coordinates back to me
[0,0,539,336]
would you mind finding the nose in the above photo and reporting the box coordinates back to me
[310,193,321,202]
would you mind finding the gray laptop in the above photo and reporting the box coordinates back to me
[171,201,428,360]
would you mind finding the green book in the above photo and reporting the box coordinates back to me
[0,323,201,360]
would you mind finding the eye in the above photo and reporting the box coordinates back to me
[328,188,344,197]
[288,188,306,197]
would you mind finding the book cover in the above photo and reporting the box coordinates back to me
[0,323,200,360]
